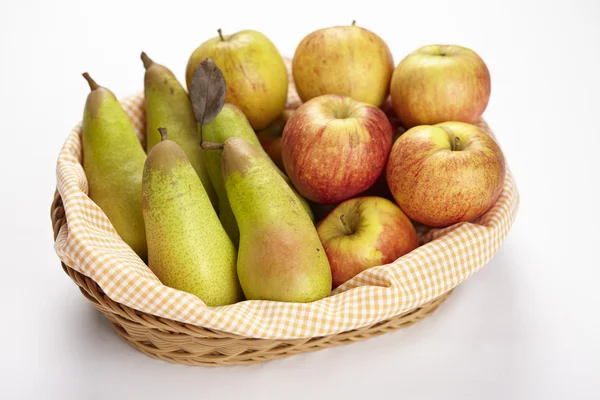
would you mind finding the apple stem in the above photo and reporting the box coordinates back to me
[340,214,353,235]
[453,136,461,151]
[352,20,356,26]
[158,127,168,142]
[217,28,225,41]
[202,141,224,150]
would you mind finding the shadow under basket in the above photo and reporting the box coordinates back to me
[51,191,452,366]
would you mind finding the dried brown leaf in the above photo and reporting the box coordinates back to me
[189,58,226,143]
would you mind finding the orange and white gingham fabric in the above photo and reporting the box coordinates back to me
[54,64,519,340]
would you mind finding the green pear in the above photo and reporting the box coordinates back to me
[142,128,242,306]
[221,137,332,302]
[141,52,218,211]
[81,73,147,260]
[203,104,314,246]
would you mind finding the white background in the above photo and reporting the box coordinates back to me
[1,0,599,399]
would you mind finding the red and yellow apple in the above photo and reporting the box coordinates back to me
[386,121,506,227]
[292,22,394,107]
[390,44,491,128]
[281,94,393,204]
[317,196,419,288]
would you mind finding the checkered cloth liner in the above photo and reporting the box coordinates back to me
[54,62,519,340]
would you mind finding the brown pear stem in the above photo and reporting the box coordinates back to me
[198,124,204,148]
[82,72,99,91]
[453,136,461,151]
[352,20,356,26]
[340,214,353,235]
[201,141,224,150]
[140,52,154,69]
[158,127,168,141]
[217,28,225,41]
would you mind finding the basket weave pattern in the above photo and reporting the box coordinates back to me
[52,190,451,366]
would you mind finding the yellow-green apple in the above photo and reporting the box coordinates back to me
[390,44,491,128]
[292,21,394,107]
[282,94,393,204]
[317,196,418,288]
[386,121,505,227]
[186,29,288,130]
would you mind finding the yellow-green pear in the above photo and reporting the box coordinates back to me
[142,128,243,306]
[141,52,218,210]
[186,29,288,130]
[203,104,313,246]
[81,73,147,260]
[221,137,332,302]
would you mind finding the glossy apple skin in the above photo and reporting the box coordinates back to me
[386,121,506,227]
[292,24,394,107]
[186,30,288,130]
[282,94,393,204]
[390,44,491,128]
[317,196,418,288]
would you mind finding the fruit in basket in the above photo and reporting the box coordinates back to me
[140,52,218,210]
[292,21,394,107]
[281,94,393,204]
[220,137,332,302]
[257,109,295,171]
[257,109,295,138]
[142,128,243,306]
[390,44,491,128]
[258,134,284,171]
[201,104,313,245]
[317,196,418,288]
[185,29,288,130]
[81,73,148,260]
[386,121,506,227]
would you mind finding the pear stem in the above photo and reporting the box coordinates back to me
[217,28,225,41]
[158,127,168,142]
[82,72,99,91]
[202,142,224,150]
[340,214,353,235]
[452,136,461,151]
[140,52,154,69]
[352,20,356,26]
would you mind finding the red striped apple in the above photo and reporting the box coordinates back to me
[386,121,506,227]
[282,94,393,204]
[317,196,418,288]
[390,44,491,128]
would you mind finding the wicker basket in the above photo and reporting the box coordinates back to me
[52,190,452,366]
[52,58,518,366]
